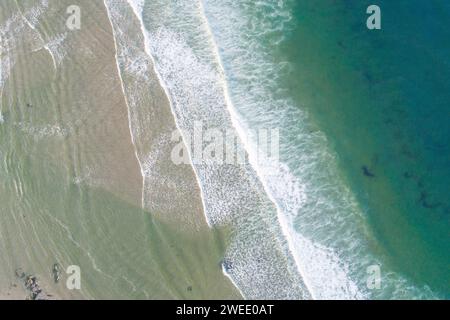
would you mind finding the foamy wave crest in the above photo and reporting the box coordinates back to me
[125,0,312,299]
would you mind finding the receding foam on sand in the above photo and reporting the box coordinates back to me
[0,0,239,299]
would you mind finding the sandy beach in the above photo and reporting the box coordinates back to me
[0,0,239,299]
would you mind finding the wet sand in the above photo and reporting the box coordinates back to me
[0,0,240,299]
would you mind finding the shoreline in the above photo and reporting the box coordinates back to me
[104,0,242,297]
[0,0,241,299]
[134,0,311,299]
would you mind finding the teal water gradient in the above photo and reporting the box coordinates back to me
[279,0,449,296]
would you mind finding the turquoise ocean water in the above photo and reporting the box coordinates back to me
[278,0,450,297]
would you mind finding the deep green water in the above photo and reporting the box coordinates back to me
[280,0,449,296]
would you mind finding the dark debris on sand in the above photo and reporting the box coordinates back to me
[15,268,49,300]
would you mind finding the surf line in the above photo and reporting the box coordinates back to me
[197,0,316,299]
[103,0,146,209]
[123,0,249,298]
[13,1,58,73]
[123,0,213,229]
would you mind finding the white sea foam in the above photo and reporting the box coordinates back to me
[0,0,58,91]
[104,0,146,208]
[204,0,365,299]
[15,122,70,140]
[20,0,49,30]
[43,33,68,68]
[0,13,22,90]
[15,1,67,71]
[0,54,13,91]
[124,0,310,299]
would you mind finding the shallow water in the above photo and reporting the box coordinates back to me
[0,0,238,299]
